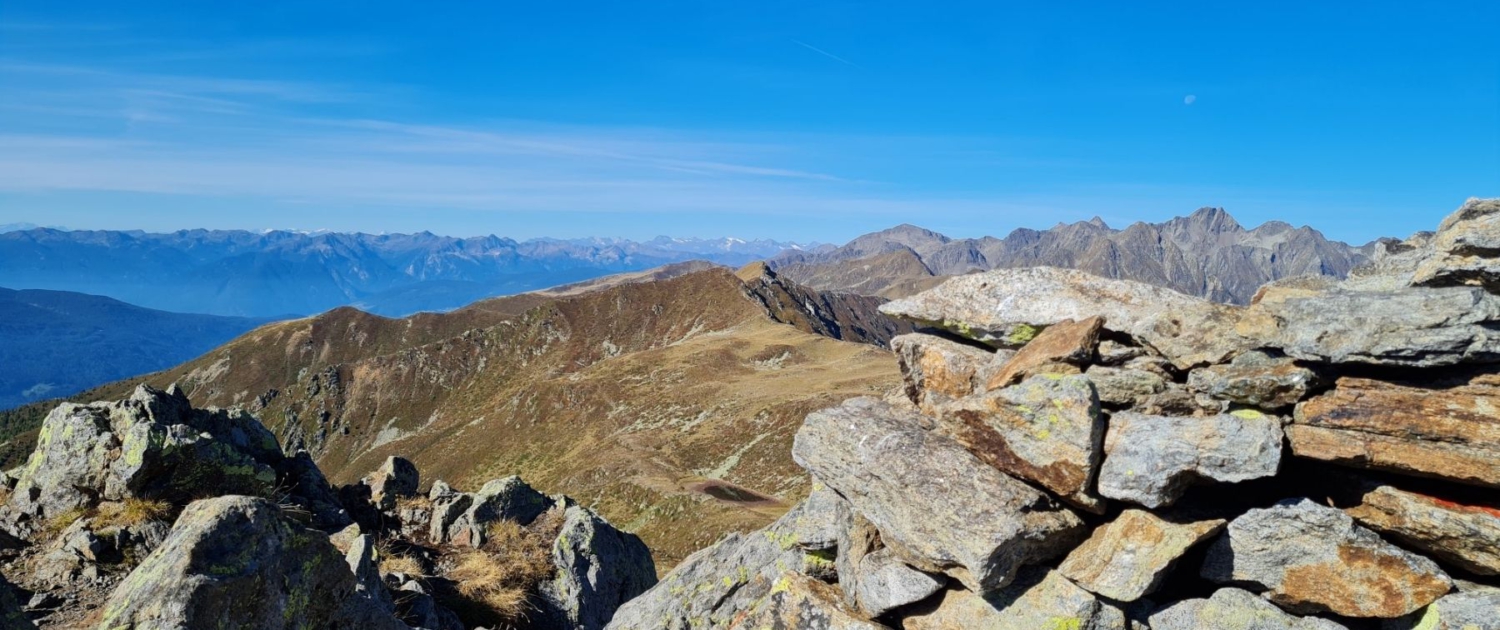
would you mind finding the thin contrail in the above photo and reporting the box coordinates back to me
[791,39,862,69]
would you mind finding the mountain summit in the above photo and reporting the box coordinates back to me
[772,208,1376,304]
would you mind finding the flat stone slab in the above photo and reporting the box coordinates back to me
[1239,284,1500,367]
[1291,375,1500,487]
[879,267,1250,369]
[983,316,1103,389]
[793,397,1085,593]
[1347,483,1500,576]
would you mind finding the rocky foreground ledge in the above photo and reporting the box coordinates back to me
[605,198,1500,629]
[0,385,655,629]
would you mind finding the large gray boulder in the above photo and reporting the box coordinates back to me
[1238,284,1500,367]
[1202,499,1452,618]
[934,373,1106,512]
[98,496,407,630]
[1149,588,1348,630]
[0,385,347,538]
[879,267,1250,369]
[364,456,420,512]
[793,397,1085,593]
[537,504,658,630]
[1097,410,1283,508]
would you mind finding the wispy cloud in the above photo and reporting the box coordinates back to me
[790,39,862,69]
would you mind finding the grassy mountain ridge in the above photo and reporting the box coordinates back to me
[60,267,900,566]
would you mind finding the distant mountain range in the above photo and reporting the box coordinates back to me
[0,287,273,409]
[770,208,1382,304]
[0,228,810,317]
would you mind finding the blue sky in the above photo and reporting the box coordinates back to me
[0,2,1495,244]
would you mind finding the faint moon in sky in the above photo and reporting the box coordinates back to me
[1184,94,1197,105]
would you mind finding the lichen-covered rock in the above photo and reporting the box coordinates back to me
[891,333,997,413]
[604,501,816,629]
[1202,499,1452,618]
[935,373,1106,511]
[901,568,1131,630]
[729,573,890,630]
[0,385,344,538]
[98,496,407,630]
[1291,375,1500,487]
[793,397,1085,593]
[1085,365,1168,407]
[1058,509,1225,602]
[537,504,657,630]
[1238,284,1500,367]
[1382,590,1500,630]
[1187,350,1321,410]
[1097,410,1283,508]
[983,316,1104,390]
[1346,484,1500,576]
[1411,198,1500,291]
[1149,588,1349,630]
[849,549,945,618]
[879,267,1250,369]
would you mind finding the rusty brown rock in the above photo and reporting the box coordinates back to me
[1290,375,1500,488]
[1058,509,1225,601]
[935,373,1106,512]
[1202,499,1452,618]
[891,333,1000,414]
[1347,484,1500,576]
[982,316,1104,390]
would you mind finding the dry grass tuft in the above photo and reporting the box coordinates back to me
[39,506,93,539]
[445,511,560,622]
[377,540,427,577]
[94,498,174,529]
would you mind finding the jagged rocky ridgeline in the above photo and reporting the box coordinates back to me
[605,198,1500,629]
[0,385,656,629]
